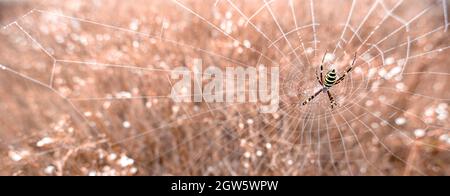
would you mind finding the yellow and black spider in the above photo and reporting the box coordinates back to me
[301,51,357,109]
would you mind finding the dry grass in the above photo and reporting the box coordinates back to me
[0,0,449,176]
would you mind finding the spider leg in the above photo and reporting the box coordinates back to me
[326,90,337,109]
[301,89,323,106]
[334,67,352,85]
[316,69,323,85]
[335,52,357,85]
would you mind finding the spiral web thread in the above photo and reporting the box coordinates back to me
[0,0,449,175]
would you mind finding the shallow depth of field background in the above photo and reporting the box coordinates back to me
[0,0,449,176]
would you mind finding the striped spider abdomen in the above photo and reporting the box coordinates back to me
[324,69,337,88]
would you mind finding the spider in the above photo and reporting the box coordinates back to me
[301,51,357,109]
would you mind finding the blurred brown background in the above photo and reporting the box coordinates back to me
[0,0,449,176]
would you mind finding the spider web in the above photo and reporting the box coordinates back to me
[0,0,449,176]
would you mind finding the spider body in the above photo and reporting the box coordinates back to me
[301,51,357,109]
[323,69,337,88]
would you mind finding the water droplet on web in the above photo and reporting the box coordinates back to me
[44,165,56,175]
[265,143,272,149]
[244,152,251,158]
[272,113,280,119]
[438,103,448,109]
[378,68,387,78]
[256,150,263,157]
[172,105,180,113]
[362,53,372,61]
[368,68,377,78]
[88,171,97,176]
[130,167,138,174]
[55,34,65,44]
[435,103,448,120]
[9,148,30,162]
[324,53,335,62]
[387,66,402,79]
[385,57,395,65]
[118,154,134,167]
[374,111,382,117]
[286,160,293,165]
[424,107,434,117]
[414,129,426,138]
[122,121,131,129]
[439,134,449,141]
[8,151,23,162]
[225,11,233,19]
[103,101,111,110]
[396,58,406,67]
[237,18,246,26]
[162,20,170,29]
[395,117,407,125]
[437,113,448,120]
[240,139,247,146]
[145,101,152,109]
[129,19,140,31]
[232,40,240,47]
[36,137,54,147]
[360,167,368,174]
[132,40,140,48]
[84,111,92,117]
[243,40,251,48]
[108,153,117,161]
[115,91,132,99]
[237,47,244,53]
[221,20,234,34]
[439,134,449,143]
[396,82,406,91]
[370,123,379,129]
[246,119,254,125]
